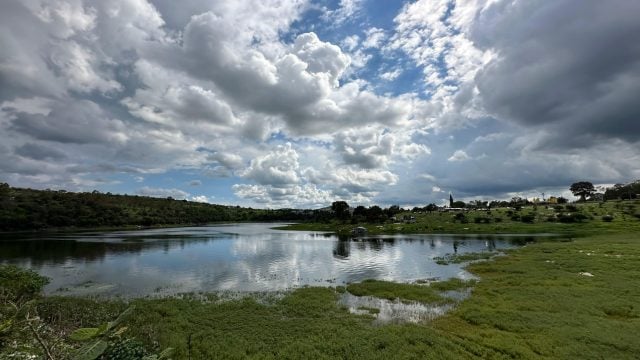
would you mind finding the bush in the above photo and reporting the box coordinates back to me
[602,215,614,222]
[520,214,535,223]
[566,205,578,212]
[558,213,588,223]
[474,217,490,224]
[0,264,49,303]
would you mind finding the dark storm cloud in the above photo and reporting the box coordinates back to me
[8,100,127,145]
[15,143,67,161]
[473,0,640,145]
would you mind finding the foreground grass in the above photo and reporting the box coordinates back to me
[3,231,634,359]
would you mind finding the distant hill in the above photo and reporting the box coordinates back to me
[0,183,318,231]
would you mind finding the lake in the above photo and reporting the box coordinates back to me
[0,223,538,297]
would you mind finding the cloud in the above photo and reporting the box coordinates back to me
[322,0,363,26]
[240,143,300,186]
[189,180,202,186]
[15,143,67,161]
[363,27,386,49]
[341,35,360,52]
[447,150,470,162]
[190,195,211,203]
[472,0,640,144]
[8,99,128,145]
[380,69,402,81]
[136,186,189,199]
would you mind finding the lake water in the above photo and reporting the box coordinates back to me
[0,223,537,297]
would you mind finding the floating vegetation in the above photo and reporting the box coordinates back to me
[433,252,496,265]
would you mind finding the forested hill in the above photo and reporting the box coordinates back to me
[0,183,317,231]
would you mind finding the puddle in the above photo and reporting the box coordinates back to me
[338,292,456,324]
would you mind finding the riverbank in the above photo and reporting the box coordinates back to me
[3,230,639,358]
[276,200,640,236]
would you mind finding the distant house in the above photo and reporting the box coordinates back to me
[548,196,558,204]
[402,215,416,223]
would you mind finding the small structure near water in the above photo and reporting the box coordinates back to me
[351,226,368,236]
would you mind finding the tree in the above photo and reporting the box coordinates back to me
[366,205,385,223]
[570,181,595,201]
[385,205,401,217]
[451,201,466,208]
[425,203,438,213]
[0,182,9,200]
[331,201,350,221]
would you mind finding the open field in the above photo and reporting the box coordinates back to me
[2,201,640,359]
[278,200,640,236]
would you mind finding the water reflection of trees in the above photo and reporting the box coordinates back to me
[332,238,398,259]
[332,240,350,259]
[0,236,222,267]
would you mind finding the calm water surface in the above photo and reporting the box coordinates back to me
[0,223,538,297]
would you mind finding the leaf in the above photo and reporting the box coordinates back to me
[72,339,108,360]
[157,348,174,359]
[69,327,101,341]
[0,319,13,334]
[142,347,173,360]
[96,322,109,336]
[108,306,135,330]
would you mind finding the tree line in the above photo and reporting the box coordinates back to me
[0,184,322,231]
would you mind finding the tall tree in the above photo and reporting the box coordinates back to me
[570,181,595,201]
[331,201,350,220]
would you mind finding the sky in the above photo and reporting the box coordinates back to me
[1,0,639,208]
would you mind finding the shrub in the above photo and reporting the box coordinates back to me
[0,264,49,303]
[602,215,614,222]
[520,214,535,223]
[474,217,490,224]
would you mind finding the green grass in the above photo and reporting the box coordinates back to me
[278,200,640,236]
